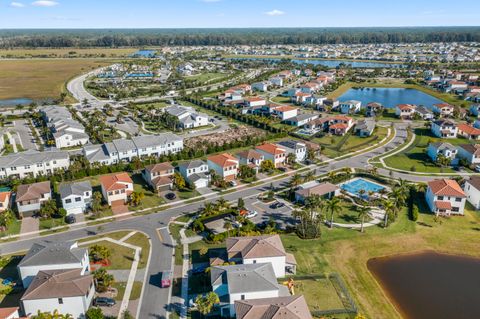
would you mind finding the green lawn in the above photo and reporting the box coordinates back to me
[80,240,135,270]
[112,281,143,301]
[185,72,228,84]
[130,174,166,210]
[0,219,21,238]
[314,126,388,158]
[384,128,471,173]
[293,277,347,313]
[271,96,291,104]
[39,217,66,230]
[125,232,151,269]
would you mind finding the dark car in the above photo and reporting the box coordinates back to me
[65,215,76,224]
[270,202,285,209]
[93,297,116,307]
[165,192,177,200]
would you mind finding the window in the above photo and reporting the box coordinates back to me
[65,199,72,204]
[11,167,16,171]
[58,298,63,304]
[437,196,444,200]
[241,295,245,300]
[455,198,462,202]
[75,197,82,202]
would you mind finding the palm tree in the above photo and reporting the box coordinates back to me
[215,197,230,211]
[357,204,370,233]
[303,171,315,183]
[224,221,232,237]
[383,199,395,228]
[201,202,216,216]
[325,197,342,229]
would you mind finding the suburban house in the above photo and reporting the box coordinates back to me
[255,144,287,168]
[0,307,21,319]
[291,92,312,104]
[284,114,319,127]
[304,95,327,107]
[252,81,270,92]
[366,102,383,117]
[164,105,209,129]
[427,142,458,164]
[17,241,90,288]
[355,119,376,137]
[0,150,70,180]
[457,123,480,140]
[295,181,340,204]
[0,190,11,213]
[210,263,283,317]
[236,150,264,172]
[59,181,92,215]
[395,104,417,119]
[271,105,298,121]
[178,160,210,189]
[431,119,458,138]
[142,163,174,192]
[15,182,51,218]
[235,295,312,319]
[328,116,355,136]
[226,235,297,278]
[425,179,466,216]
[339,100,361,114]
[457,144,480,166]
[415,106,435,120]
[99,173,134,206]
[244,97,267,108]
[432,103,455,117]
[41,106,89,149]
[464,177,480,209]
[277,140,307,162]
[20,268,94,319]
[83,133,183,165]
[207,153,239,181]
[469,104,480,117]
[269,76,283,87]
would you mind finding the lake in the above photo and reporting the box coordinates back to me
[0,98,33,107]
[338,87,444,109]
[226,57,405,69]
[368,251,480,319]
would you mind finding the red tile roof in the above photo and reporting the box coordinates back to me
[256,143,286,155]
[428,179,465,197]
[434,201,452,210]
[99,173,133,192]
[458,124,480,136]
[208,153,238,168]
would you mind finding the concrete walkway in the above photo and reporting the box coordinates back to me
[20,217,39,239]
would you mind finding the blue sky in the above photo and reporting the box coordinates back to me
[0,0,479,28]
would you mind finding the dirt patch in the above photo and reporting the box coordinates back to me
[185,125,266,151]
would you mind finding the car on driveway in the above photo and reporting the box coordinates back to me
[65,215,76,224]
[165,192,176,200]
[93,297,116,307]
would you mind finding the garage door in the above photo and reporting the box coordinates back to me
[67,207,84,215]
[195,179,208,189]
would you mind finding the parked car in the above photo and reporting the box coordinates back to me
[270,202,285,209]
[93,297,116,307]
[230,181,237,187]
[161,271,172,288]
[65,215,76,224]
[165,192,176,200]
[246,210,258,218]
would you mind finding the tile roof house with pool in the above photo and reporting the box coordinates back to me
[425,179,466,216]
[235,295,312,319]
[226,235,297,278]
[395,104,416,119]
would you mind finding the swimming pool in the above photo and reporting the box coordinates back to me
[341,178,385,197]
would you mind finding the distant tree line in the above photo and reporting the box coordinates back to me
[1,27,480,48]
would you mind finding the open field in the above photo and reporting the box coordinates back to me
[0,48,137,59]
[185,72,228,84]
[0,59,113,102]
[383,128,470,173]
[328,80,468,107]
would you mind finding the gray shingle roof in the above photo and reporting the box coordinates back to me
[18,242,87,267]
[59,181,92,199]
[210,263,279,295]
[178,160,207,170]
[277,140,306,150]
[0,149,68,168]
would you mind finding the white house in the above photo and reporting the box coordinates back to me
[271,105,298,121]
[251,81,270,92]
[17,241,90,288]
[142,162,174,192]
[164,105,209,129]
[235,150,264,173]
[99,172,134,206]
[277,140,307,162]
[255,144,286,168]
[226,235,296,278]
[59,181,92,215]
[425,179,466,216]
[15,182,51,218]
[464,177,480,209]
[395,104,417,119]
[431,119,458,138]
[426,142,458,164]
[20,268,94,319]
[432,103,455,117]
[284,114,319,127]
[269,76,283,87]
[178,160,210,189]
[339,100,361,114]
[207,153,239,182]
[457,144,480,165]
[244,97,266,108]
[41,106,89,149]
[0,150,70,180]
[210,263,282,318]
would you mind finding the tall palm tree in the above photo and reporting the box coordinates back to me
[325,197,342,229]
[303,171,315,183]
[216,197,230,211]
[357,204,370,233]
[383,199,395,228]
[201,202,216,216]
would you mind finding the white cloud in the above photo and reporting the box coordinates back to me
[265,9,285,16]
[32,0,59,7]
[10,2,25,7]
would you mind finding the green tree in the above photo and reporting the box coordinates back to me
[173,172,186,190]
[325,197,342,229]
[357,204,370,233]
[0,209,15,230]
[130,191,144,207]
[201,202,216,217]
[286,152,296,165]
[260,159,275,173]
[195,292,220,318]
[93,268,115,292]
[237,197,245,209]
[92,191,103,214]
[85,308,104,319]
[39,200,57,219]
[89,244,111,262]
[224,220,232,237]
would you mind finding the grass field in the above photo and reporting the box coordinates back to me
[0,59,112,101]
[293,277,347,314]
[314,126,388,158]
[185,72,228,84]
[81,240,135,270]
[112,281,143,301]
[0,48,137,59]
[383,128,470,173]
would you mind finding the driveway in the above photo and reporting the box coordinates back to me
[245,197,295,229]
[20,217,39,239]
[13,120,37,151]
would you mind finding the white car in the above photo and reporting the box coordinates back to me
[476,165,480,172]
[246,210,258,218]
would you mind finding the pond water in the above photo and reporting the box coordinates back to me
[226,57,405,68]
[368,251,480,319]
[338,87,444,109]
[0,98,33,107]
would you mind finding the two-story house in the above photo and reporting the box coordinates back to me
[255,144,286,168]
[464,176,480,210]
[0,189,11,213]
[0,150,70,180]
[178,160,210,189]
[99,173,134,206]
[431,119,458,138]
[142,163,174,192]
[277,140,307,163]
[425,179,466,216]
[15,182,51,218]
[457,144,480,166]
[235,150,264,173]
[426,142,458,164]
[395,104,417,119]
[59,181,92,215]
[235,295,312,319]
[207,153,239,182]
[339,100,361,114]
